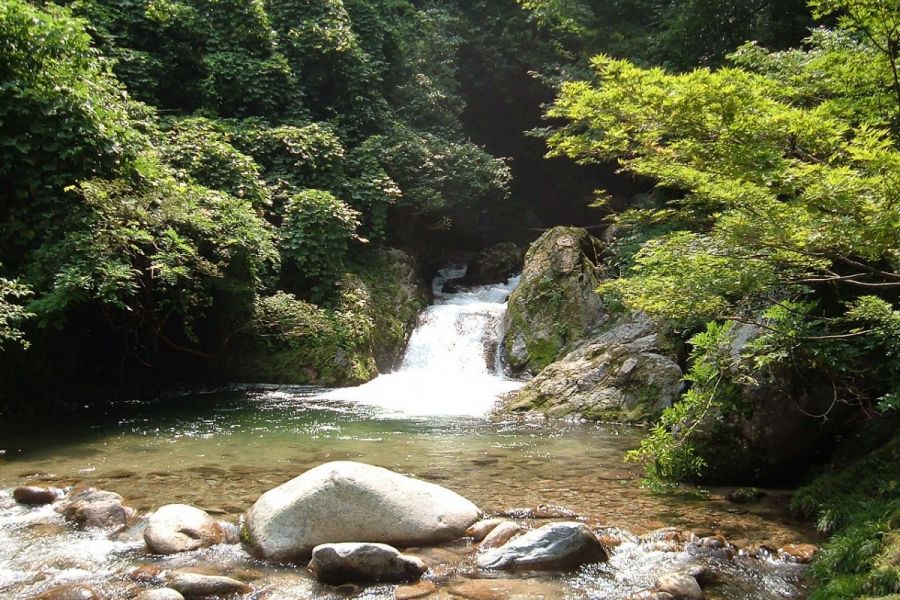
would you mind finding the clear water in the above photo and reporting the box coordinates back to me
[0,278,816,599]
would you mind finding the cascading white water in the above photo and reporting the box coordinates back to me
[321,273,523,417]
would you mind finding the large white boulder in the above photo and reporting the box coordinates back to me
[245,461,481,561]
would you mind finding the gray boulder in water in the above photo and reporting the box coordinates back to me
[308,542,427,584]
[245,461,481,561]
[477,522,608,571]
[56,488,135,529]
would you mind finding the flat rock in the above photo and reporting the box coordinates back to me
[447,578,562,599]
[134,590,185,600]
[166,572,251,597]
[480,522,524,550]
[396,580,438,599]
[466,518,506,541]
[655,573,704,600]
[144,504,232,554]
[477,522,607,571]
[14,486,59,505]
[308,542,427,584]
[245,461,480,561]
[31,584,103,600]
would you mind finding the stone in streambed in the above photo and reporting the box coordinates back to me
[134,590,185,600]
[56,488,135,529]
[14,486,59,505]
[166,571,251,597]
[245,461,480,561]
[466,518,506,541]
[779,543,818,563]
[307,542,427,584]
[395,580,437,599]
[655,572,704,600]
[477,522,607,571]
[479,522,524,550]
[144,504,236,554]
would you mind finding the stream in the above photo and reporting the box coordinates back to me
[0,276,816,599]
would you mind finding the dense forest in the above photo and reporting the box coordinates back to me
[1,0,899,598]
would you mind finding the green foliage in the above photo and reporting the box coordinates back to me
[161,117,270,208]
[29,155,276,338]
[0,0,148,261]
[279,190,360,296]
[0,274,33,349]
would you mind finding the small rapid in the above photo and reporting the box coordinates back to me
[321,272,523,417]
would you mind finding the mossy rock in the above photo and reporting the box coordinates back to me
[224,248,429,385]
[502,227,607,374]
[502,313,682,424]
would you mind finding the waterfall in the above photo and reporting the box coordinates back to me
[320,273,523,417]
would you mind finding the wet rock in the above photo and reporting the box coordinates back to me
[245,461,480,561]
[698,535,727,549]
[144,504,234,554]
[129,565,165,584]
[466,518,506,541]
[134,590,185,600]
[307,542,427,584]
[727,487,766,504]
[166,571,251,597]
[447,577,563,599]
[629,592,675,600]
[502,227,607,374]
[395,580,437,599]
[479,522,524,550]
[655,572,704,600]
[477,522,607,571]
[779,543,818,563]
[461,243,524,286]
[56,488,134,529]
[14,486,59,505]
[683,564,714,586]
[503,313,682,423]
[31,584,103,600]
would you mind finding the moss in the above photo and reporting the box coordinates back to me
[225,248,428,385]
[793,431,900,599]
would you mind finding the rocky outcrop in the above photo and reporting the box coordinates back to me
[691,323,848,484]
[56,488,134,529]
[307,543,427,584]
[245,461,480,562]
[476,522,608,571]
[502,314,682,423]
[503,227,607,374]
[461,243,524,286]
[144,504,237,555]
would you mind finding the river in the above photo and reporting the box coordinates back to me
[0,275,815,599]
